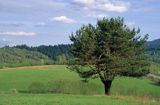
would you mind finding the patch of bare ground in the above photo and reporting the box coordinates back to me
[0,65,52,70]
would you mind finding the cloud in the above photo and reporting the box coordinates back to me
[34,22,48,27]
[0,21,49,28]
[0,22,24,27]
[0,0,67,15]
[0,32,37,36]
[73,0,95,5]
[50,16,76,24]
[73,0,130,13]
[97,2,130,13]
[87,13,109,18]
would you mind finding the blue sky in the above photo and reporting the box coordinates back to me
[0,0,159,46]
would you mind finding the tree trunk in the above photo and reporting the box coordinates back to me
[103,80,112,95]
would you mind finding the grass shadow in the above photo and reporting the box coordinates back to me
[150,82,160,86]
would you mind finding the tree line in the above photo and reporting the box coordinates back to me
[14,44,74,64]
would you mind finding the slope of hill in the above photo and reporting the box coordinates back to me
[0,47,53,68]
[145,49,160,64]
[147,39,160,49]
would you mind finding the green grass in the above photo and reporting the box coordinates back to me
[0,65,79,92]
[0,94,159,105]
[0,65,159,99]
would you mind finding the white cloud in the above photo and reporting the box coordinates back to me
[0,32,37,36]
[34,22,48,27]
[97,2,129,13]
[87,13,109,18]
[73,0,130,13]
[73,0,95,5]
[50,16,76,24]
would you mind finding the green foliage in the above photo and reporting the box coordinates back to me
[56,54,68,64]
[0,47,53,68]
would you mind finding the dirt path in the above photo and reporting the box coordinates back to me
[0,65,52,70]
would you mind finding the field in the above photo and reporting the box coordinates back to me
[0,65,160,105]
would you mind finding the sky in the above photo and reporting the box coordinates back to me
[0,0,159,46]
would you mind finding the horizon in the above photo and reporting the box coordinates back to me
[0,0,160,46]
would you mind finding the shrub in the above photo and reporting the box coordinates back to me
[28,82,47,93]
[27,80,102,94]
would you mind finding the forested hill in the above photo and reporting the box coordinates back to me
[0,47,53,68]
[14,38,160,52]
[147,39,160,49]
[14,44,74,61]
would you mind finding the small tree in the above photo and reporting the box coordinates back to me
[68,17,150,95]
[56,54,67,64]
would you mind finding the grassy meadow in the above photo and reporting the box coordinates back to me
[0,94,159,105]
[0,65,160,105]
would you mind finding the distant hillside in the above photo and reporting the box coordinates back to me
[15,44,74,61]
[145,39,160,65]
[0,47,53,68]
[147,39,160,49]
[144,49,160,64]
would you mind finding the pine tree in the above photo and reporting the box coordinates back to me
[68,17,150,95]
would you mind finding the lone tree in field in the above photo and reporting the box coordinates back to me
[68,17,150,95]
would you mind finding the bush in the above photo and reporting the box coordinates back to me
[28,82,47,93]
